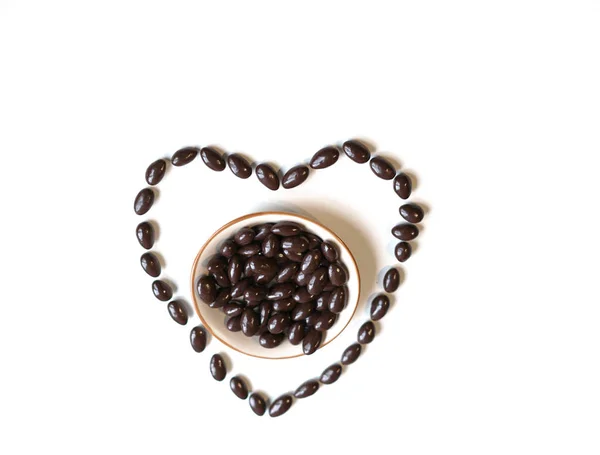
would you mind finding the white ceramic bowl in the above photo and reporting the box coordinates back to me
[190,211,360,359]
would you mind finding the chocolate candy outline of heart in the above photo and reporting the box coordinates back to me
[134,140,425,417]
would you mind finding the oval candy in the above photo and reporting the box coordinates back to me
[320,363,342,384]
[370,294,390,321]
[399,203,424,223]
[282,165,309,189]
[342,139,370,163]
[200,146,226,171]
[370,156,395,180]
[167,300,188,325]
[152,280,172,301]
[134,188,154,215]
[341,343,362,365]
[392,224,419,241]
[269,395,293,417]
[172,146,198,166]
[140,252,161,277]
[310,146,339,169]
[256,163,280,191]
[394,172,412,199]
[136,222,155,249]
[227,153,252,179]
[210,354,226,381]
[145,159,167,185]
[190,326,207,353]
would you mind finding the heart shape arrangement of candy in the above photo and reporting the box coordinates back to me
[134,140,425,417]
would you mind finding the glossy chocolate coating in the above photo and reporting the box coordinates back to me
[256,163,280,191]
[394,172,412,199]
[259,332,284,348]
[294,270,311,287]
[328,287,347,313]
[302,329,323,355]
[294,380,320,398]
[243,286,266,303]
[228,255,243,285]
[370,294,390,321]
[230,376,249,399]
[342,139,370,163]
[269,395,293,418]
[249,393,267,416]
[310,146,339,169]
[276,263,300,283]
[226,315,242,332]
[257,267,277,284]
[223,302,244,317]
[171,146,198,166]
[227,153,252,179]
[145,159,167,185]
[292,287,313,304]
[341,343,362,365]
[259,301,271,327]
[288,322,306,345]
[357,321,375,344]
[301,250,322,274]
[306,233,322,250]
[271,222,303,236]
[399,203,424,223]
[321,241,338,262]
[392,223,419,241]
[136,222,154,250]
[395,241,412,262]
[272,298,296,312]
[307,267,328,296]
[328,262,348,286]
[383,268,400,293]
[323,283,336,292]
[200,146,226,171]
[267,283,295,300]
[134,188,154,215]
[283,248,304,263]
[275,251,290,264]
[281,235,310,254]
[314,311,336,332]
[262,234,280,258]
[253,223,274,241]
[252,261,278,284]
[315,292,331,311]
[370,156,396,180]
[197,275,217,304]
[167,300,188,325]
[210,354,226,381]
[152,280,172,301]
[238,243,261,257]
[211,269,230,288]
[268,313,291,334]
[211,288,231,309]
[230,278,251,299]
[292,301,315,321]
[190,326,207,353]
[140,252,161,277]
[219,239,237,259]
[234,227,255,246]
[282,165,309,189]
[320,363,342,384]
[305,313,320,327]
[207,255,227,273]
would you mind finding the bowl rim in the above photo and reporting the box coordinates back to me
[189,211,361,360]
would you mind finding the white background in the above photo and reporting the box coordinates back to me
[1,1,599,454]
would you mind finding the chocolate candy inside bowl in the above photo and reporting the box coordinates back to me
[190,212,360,359]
